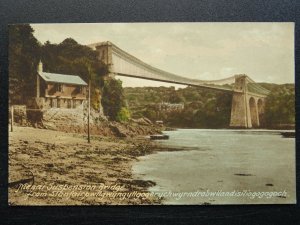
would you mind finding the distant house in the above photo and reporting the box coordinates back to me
[33,61,88,109]
[156,102,184,112]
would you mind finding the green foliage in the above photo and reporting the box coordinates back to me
[188,93,232,128]
[124,86,232,128]
[41,38,107,110]
[91,88,101,110]
[102,78,126,120]
[165,92,232,128]
[41,38,106,79]
[143,107,158,121]
[263,84,295,126]
[9,24,41,103]
[168,90,185,103]
[116,107,131,122]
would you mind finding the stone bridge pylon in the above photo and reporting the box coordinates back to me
[230,75,266,128]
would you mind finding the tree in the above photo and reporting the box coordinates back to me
[143,108,158,122]
[168,91,185,103]
[101,78,126,120]
[263,85,295,126]
[41,38,107,110]
[9,24,41,104]
[124,85,234,128]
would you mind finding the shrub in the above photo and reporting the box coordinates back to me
[116,107,131,122]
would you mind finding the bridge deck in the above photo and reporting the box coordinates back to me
[113,72,234,92]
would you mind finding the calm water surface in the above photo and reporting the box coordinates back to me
[132,129,295,204]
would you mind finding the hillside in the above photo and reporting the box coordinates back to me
[124,83,295,129]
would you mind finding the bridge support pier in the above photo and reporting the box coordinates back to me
[229,75,264,128]
[230,92,252,128]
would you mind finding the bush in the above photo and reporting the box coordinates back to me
[116,107,131,122]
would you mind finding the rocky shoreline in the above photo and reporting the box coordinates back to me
[11,106,164,138]
[8,126,181,205]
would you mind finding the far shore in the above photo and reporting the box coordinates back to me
[165,124,295,130]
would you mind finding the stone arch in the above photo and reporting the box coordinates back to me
[249,97,259,127]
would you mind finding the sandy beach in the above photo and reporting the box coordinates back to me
[9,126,168,205]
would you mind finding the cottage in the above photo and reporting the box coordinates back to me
[33,61,88,109]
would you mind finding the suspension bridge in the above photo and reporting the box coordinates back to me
[89,41,270,128]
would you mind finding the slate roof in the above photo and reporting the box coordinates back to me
[38,72,87,85]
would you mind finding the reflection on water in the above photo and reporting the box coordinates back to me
[132,129,295,204]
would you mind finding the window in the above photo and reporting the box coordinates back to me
[56,84,63,92]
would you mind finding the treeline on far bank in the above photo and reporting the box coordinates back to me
[124,83,295,129]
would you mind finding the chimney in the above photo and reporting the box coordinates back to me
[38,60,43,73]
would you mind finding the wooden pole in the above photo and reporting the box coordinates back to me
[88,79,91,143]
[11,105,14,132]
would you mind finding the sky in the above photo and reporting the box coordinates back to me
[31,23,294,87]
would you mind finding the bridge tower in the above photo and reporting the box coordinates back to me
[230,75,264,128]
[95,41,115,78]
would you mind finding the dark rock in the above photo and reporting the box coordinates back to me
[234,173,253,176]
[109,124,127,137]
[46,163,54,168]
